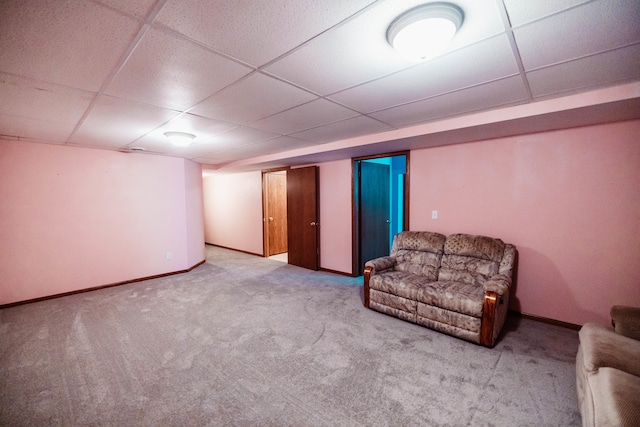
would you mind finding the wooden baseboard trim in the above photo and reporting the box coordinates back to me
[0,259,206,310]
[509,309,581,330]
[205,242,263,257]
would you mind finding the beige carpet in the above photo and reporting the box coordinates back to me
[0,245,581,426]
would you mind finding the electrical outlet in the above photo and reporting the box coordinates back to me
[432,210,438,219]
[166,252,172,260]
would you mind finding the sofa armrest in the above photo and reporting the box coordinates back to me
[611,305,640,341]
[579,322,640,378]
[364,256,396,274]
[483,274,511,296]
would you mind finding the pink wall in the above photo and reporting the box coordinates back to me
[409,120,640,325]
[202,171,263,255]
[319,160,353,273]
[202,163,354,273]
[184,159,206,267]
[0,140,205,305]
[200,120,639,325]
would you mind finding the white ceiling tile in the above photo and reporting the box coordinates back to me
[190,72,317,124]
[528,44,640,98]
[132,113,240,154]
[291,116,394,143]
[195,136,318,166]
[330,34,519,113]
[0,0,140,91]
[514,0,640,70]
[137,125,273,158]
[0,73,94,125]
[154,0,378,67]
[264,0,504,95]
[95,0,157,19]
[503,0,589,26]
[0,1,638,168]
[253,136,320,153]
[71,96,179,149]
[369,76,528,127]
[250,99,359,135]
[106,28,252,111]
[0,114,74,143]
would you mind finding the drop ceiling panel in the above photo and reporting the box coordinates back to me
[503,0,589,26]
[250,99,359,135]
[105,28,252,111]
[132,113,240,154]
[514,0,640,71]
[264,0,505,95]
[0,73,94,126]
[370,76,528,127]
[0,1,638,170]
[154,0,378,67]
[528,44,640,98]
[95,0,157,19]
[138,127,274,159]
[196,135,320,166]
[0,0,140,91]
[189,72,317,125]
[291,116,394,143]
[330,34,519,113]
[0,114,74,143]
[71,96,179,149]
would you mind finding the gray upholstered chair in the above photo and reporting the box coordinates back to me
[576,305,640,426]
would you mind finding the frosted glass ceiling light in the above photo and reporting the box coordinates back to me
[164,131,196,147]
[388,3,463,62]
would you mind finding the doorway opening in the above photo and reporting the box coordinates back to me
[263,166,320,270]
[262,169,288,261]
[353,153,409,276]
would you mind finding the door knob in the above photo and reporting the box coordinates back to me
[269,217,274,221]
[386,219,391,223]
[310,222,317,226]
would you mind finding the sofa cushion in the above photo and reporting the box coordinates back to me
[392,230,446,254]
[438,254,499,285]
[395,249,441,279]
[369,289,417,315]
[611,305,640,341]
[417,302,481,334]
[368,271,430,301]
[579,323,640,377]
[444,233,505,262]
[416,281,485,317]
[588,367,640,427]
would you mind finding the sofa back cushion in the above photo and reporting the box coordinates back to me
[391,231,446,280]
[438,234,505,286]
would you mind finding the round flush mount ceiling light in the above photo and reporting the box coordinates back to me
[164,131,196,147]
[387,2,464,62]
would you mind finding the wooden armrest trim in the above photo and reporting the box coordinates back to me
[480,290,498,347]
[363,266,373,308]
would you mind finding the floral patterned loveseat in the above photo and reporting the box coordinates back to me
[363,231,517,347]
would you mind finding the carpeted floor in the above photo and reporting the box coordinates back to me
[0,245,581,426]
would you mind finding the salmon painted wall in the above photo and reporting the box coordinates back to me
[0,140,205,305]
[202,163,354,272]
[185,159,206,267]
[200,120,639,325]
[202,171,263,255]
[409,120,640,325]
[319,160,353,273]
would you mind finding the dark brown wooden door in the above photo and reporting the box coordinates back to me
[266,171,288,255]
[359,162,390,274]
[287,166,319,270]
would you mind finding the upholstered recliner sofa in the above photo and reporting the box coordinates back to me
[363,231,516,347]
[576,305,640,426]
